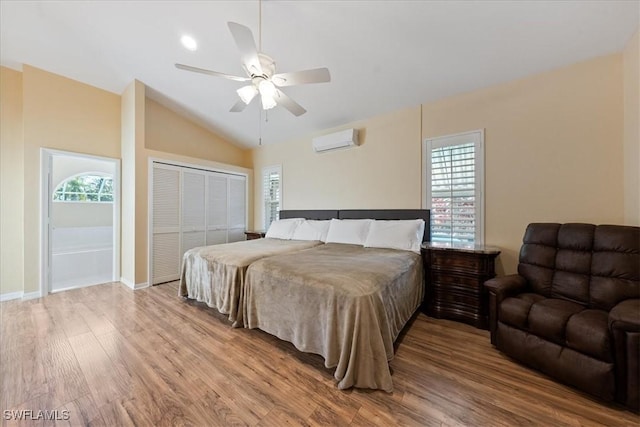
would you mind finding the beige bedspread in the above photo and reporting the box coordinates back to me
[179,238,322,326]
[243,243,423,391]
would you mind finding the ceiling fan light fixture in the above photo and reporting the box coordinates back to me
[258,80,277,99]
[237,85,258,104]
[261,94,277,110]
[180,35,198,51]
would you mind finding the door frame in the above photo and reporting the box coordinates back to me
[40,148,121,296]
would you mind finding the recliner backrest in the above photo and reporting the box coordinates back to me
[518,223,639,310]
[590,225,640,310]
[518,223,561,297]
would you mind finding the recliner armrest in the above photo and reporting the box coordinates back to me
[609,299,640,332]
[484,275,528,345]
[484,274,528,301]
[609,298,640,411]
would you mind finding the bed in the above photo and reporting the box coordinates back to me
[242,209,430,391]
[179,210,337,326]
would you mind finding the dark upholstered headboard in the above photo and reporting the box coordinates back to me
[278,209,430,242]
[279,210,339,220]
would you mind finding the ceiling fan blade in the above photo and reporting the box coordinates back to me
[227,22,263,76]
[275,89,306,116]
[175,64,249,82]
[230,99,248,113]
[271,68,331,87]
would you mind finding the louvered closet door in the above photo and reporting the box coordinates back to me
[152,166,181,285]
[228,175,247,242]
[181,171,206,262]
[207,173,228,245]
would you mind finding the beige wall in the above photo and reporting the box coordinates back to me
[252,106,421,229]
[0,67,25,295]
[623,30,640,226]
[252,54,626,275]
[21,66,121,294]
[145,98,252,169]
[423,54,624,274]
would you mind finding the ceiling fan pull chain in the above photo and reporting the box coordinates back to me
[259,109,262,145]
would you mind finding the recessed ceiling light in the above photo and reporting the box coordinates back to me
[180,35,198,51]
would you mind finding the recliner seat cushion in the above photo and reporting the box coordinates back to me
[528,298,583,346]
[499,293,545,329]
[565,309,611,362]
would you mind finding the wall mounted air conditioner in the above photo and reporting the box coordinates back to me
[312,129,359,153]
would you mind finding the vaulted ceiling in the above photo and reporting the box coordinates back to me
[1,1,637,148]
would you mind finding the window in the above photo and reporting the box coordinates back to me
[423,130,484,244]
[262,165,282,229]
[53,173,114,202]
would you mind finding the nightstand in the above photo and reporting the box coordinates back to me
[421,242,500,329]
[245,230,266,240]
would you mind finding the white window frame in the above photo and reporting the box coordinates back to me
[422,129,485,244]
[262,165,282,230]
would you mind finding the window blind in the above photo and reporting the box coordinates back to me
[430,142,476,243]
[262,166,281,229]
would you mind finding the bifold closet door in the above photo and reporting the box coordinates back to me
[151,163,247,285]
[152,166,181,285]
[181,171,206,263]
[228,176,247,242]
[207,173,228,245]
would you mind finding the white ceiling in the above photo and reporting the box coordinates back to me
[1,1,638,148]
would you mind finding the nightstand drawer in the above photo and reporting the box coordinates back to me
[430,251,482,273]
[431,271,484,291]
[430,287,483,311]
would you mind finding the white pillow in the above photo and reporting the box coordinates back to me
[265,218,304,240]
[291,220,331,242]
[325,219,372,246]
[364,219,425,253]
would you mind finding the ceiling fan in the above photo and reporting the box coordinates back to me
[175,21,331,117]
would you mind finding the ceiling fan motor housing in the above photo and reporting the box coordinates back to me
[246,53,276,79]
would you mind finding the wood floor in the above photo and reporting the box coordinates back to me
[1,282,638,427]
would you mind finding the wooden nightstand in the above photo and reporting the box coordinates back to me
[244,231,266,240]
[421,242,500,329]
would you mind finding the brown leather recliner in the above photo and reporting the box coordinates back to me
[485,223,640,411]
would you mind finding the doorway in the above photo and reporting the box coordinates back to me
[41,150,120,294]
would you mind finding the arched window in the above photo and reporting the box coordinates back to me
[53,173,114,202]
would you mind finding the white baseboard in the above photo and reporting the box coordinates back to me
[120,278,149,290]
[22,291,42,300]
[134,282,150,290]
[120,277,135,290]
[0,291,22,302]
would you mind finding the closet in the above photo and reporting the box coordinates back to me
[151,162,246,285]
